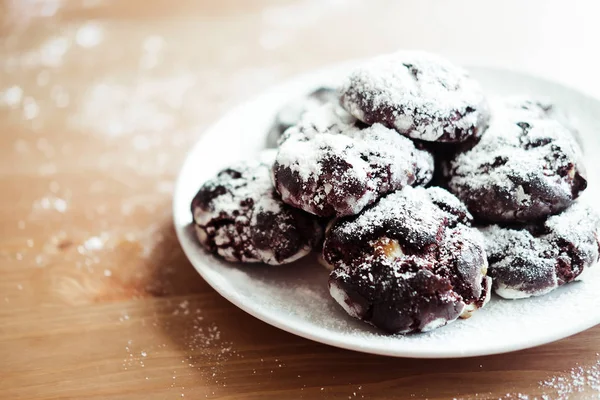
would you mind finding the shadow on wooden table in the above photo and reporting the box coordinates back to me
[144,218,597,400]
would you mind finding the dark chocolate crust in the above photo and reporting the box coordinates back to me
[340,51,490,143]
[324,187,490,334]
[273,104,434,218]
[191,152,322,265]
[447,100,587,223]
[481,202,600,299]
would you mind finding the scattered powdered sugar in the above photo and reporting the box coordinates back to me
[117,306,240,398]
[75,22,104,48]
[2,34,70,73]
[32,196,68,213]
[83,236,104,251]
[39,37,70,68]
[539,356,600,399]
[22,96,40,120]
[75,73,197,137]
[340,50,488,141]
[494,356,600,399]
[1,86,24,107]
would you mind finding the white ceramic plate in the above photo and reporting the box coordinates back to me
[173,62,600,358]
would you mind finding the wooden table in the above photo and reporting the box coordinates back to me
[2,1,599,399]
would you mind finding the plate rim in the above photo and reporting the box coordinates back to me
[173,61,600,358]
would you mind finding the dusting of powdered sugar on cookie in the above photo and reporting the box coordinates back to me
[333,187,443,244]
[501,94,583,148]
[546,201,600,264]
[448,97,587,222]
[273,103,434,217]
[266,86,340,148]
[191,150,322,265]
[481,201,600,299]
[340,51,490,142]
[323,186,490,333]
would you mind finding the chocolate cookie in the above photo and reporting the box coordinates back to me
[340,51,490,142]
[323,187,491,334]
[447,100,587,223]
[191,151,323,265]
[481,202,600,299]
[266,87,338,148]
[502,95,583,148]
[273,103,434,217]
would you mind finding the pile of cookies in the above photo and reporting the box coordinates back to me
[191,51,600,334]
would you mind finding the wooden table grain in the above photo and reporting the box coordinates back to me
[1,1,600,399]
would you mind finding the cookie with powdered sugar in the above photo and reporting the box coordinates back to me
[272,103,434,218]
[481,202,600,299]
[323,186,491,334]
[447,100,587,223]
[340,51,490,142]
[266,87,338,148]
[191,151,323,265]
[502,95,583,148]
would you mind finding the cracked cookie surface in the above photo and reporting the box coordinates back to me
[481,202,600,299]
[323,186,491,334]
[273,104,434,218]
[447,100,587,222]
[340,51,490,143]
[191,151,323,264]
